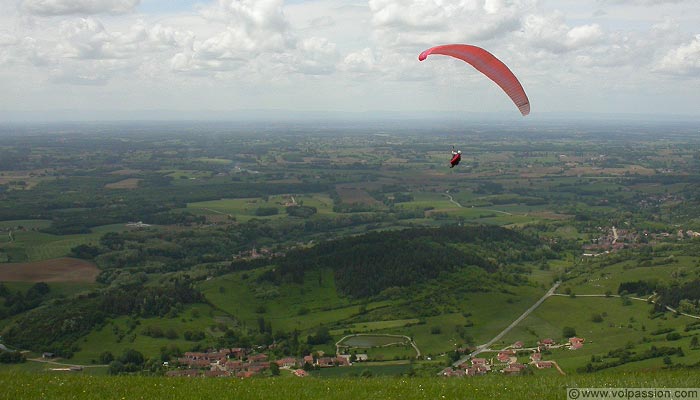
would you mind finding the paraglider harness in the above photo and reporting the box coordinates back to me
[450,146,462,168]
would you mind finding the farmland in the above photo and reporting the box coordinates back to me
[1,120,700,385]
[0,258,99,283]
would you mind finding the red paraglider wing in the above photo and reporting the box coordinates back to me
[419,44,530,116]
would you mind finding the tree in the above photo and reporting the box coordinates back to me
[108,360,125,375]
[690,336,699,349]
[563,326,577,338]
[99,351,114,364]
[0,350,25,364]
[119,349,145,366]
[307,326,332,345]
[270,361,280,376]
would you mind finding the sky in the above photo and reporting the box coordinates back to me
[0,0,699,121]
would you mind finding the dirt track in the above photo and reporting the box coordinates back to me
[0,257,99,283]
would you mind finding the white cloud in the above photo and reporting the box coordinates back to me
[292,36,338,75]
[20,0,140,16]
[655,34,700,76]
[521,12,604,53]
[171,0,296,73]
[368,0,533,48]
[599,0,688,5]
[57,18,130,59]
[0,0,699,118]
[339,47,377,73]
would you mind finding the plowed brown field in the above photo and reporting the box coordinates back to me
[0,258,99,283]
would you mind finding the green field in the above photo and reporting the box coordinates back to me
[339,334,410,348]
[1,370,699,400]
[188,194,337,221]
[70,303,220,364]
[499,295,700,373]
[330,319,421,335]
[0,223,128,263]
[199,267,362,332]
[560,256,697,296]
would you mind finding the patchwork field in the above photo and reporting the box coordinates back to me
[104,178,141,189]
[0,257,99,283]
[335,186,381,205]
[0,223,126,262]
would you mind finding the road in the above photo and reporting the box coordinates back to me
[27,358,107,369]
[336,333,421,358]
[443,191,513,215]
[453,280,561,367]
[550,293,700,320]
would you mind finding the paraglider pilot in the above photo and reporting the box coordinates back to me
[450,146,462,168]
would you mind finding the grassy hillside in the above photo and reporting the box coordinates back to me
[1,370,698,400]
[499,295,700,373]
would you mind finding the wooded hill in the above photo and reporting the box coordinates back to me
[259,225,554,298]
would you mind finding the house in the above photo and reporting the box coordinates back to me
[529,352,542,362]
[248,354,268,363]
[538,338,555,348]
[317,357,335,367]
[502,363,526,375]
[205,370,231,377]
[534,361,553,369]
[247,362,270,373]
[512,341,524,349]
[236,371,257,378]
[225,360,244,371]
[275,357,298,368]
[475,364,490,373]
[465,366,488,376]
[336,354,352,364]
[471,358,488,366]
[355,354,368,362]
[497,352,512,363]
[294,369,308,377]
[569,337,585,350]
[303,355,314,366]
[178,357,211,368]
[166,370,200,377]
[335,357,350,367]
[502,366,521,375]
[230,348,248,359]
[509,363,526,371]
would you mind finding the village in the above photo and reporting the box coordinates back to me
[581,225,700,257]
[167,347,364,378]
[164,336,586,378]
[440,336,586,377]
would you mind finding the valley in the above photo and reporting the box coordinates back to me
[1,120,699,382]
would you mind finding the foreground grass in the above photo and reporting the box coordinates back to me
[1,370,699,400]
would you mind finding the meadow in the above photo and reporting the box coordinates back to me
[499,295,700,373]
[0,223,128,263]
[1,370,699,400]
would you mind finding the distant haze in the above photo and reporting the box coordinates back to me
[1,0,699,122]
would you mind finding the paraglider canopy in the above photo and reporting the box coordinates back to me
[419,44,530,116]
